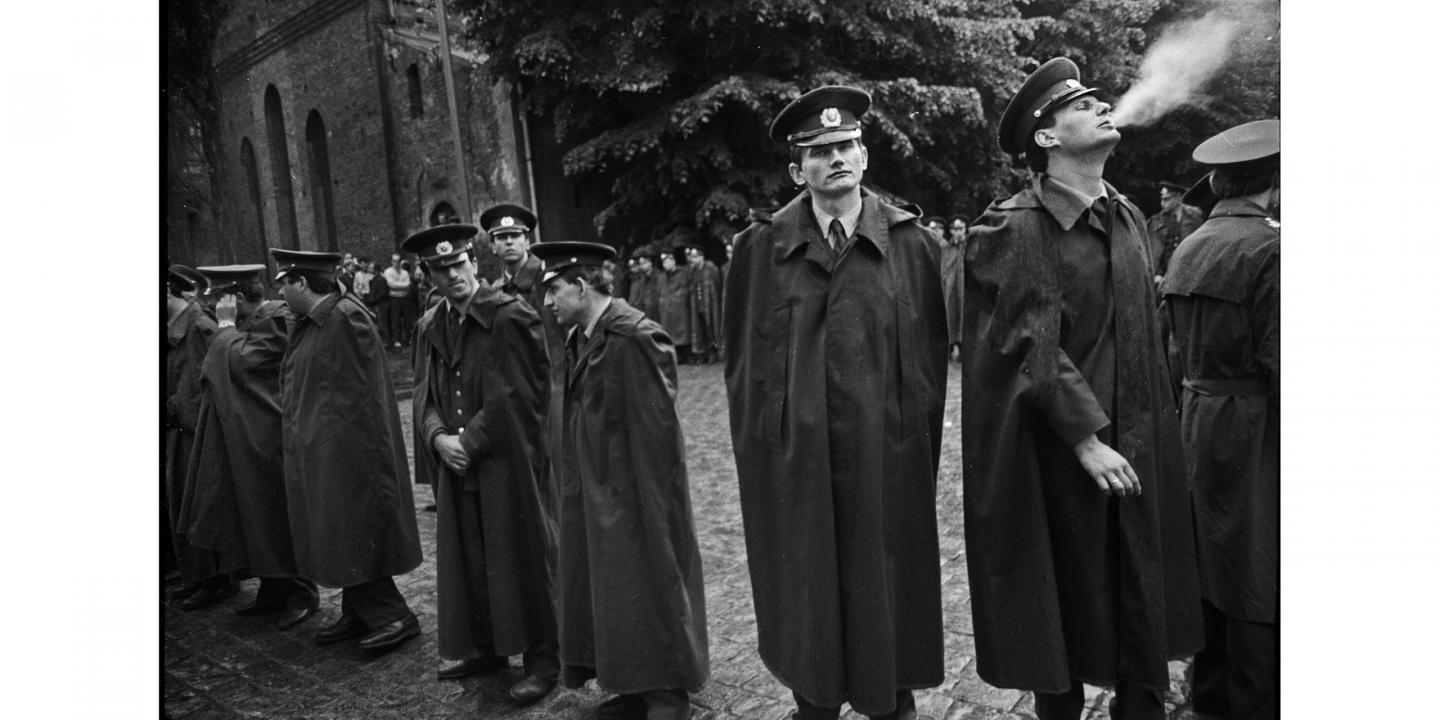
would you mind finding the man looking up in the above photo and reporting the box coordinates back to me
[724,85,949,720]
[403,224,559,704]
[270,249,424,654]
[960,58,1203,720]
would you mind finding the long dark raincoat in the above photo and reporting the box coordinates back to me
[503,255,567,500]
[656,266,692,345]
[724,189,949,715]
[961,175,1203,693]
[555,299,708,694]
[166,300,221,578]
[412,289,557,659]
[1159,199,1279,624]
[688,259,722,355]
[280,292,421,588]
[182,301,300,577]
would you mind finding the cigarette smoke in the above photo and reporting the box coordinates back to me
[1111,11,1242,128]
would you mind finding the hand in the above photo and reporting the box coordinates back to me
[433,433,470,474]
[1072,434,1141,497]
[216,294,238,324]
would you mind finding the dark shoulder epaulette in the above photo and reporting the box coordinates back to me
[747,207,778,224]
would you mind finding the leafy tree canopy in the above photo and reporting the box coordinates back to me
[455,0,1278,252]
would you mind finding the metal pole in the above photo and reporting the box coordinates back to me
[435,0,473,222]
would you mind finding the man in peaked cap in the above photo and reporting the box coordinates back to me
[960,58,1202,720]
[684,245,721,364]
[653,248,693,362]
[180,265,319,631]
[402,224,560,704]
[623,244,661,320]
[1146,180,1205,284]
[481,202,568,513]
[724,85,948,720]
[532,241,709,720]
[1159,119,1280,720]
[270,248,424,654]
[165,264,236,608]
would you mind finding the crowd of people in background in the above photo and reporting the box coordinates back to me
[166,56,1277,720]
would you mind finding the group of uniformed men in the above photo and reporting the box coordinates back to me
[164,55,1278,720]
[613,243,724,365]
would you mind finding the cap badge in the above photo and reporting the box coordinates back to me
[500,216,515,227]
[820,108,842,127]
[435,241,453,254]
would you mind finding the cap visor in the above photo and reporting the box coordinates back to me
[792,127,862,148]
[429,253,470,267]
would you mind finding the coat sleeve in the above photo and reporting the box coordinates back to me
[458,303,550,459]
[1251,244,1280,400]
[965,209,1109,447]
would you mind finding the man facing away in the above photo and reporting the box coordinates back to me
[534,241,708,720]
[724,85,949,720]
[165,265,237,610]
[403,224,559,704]
[182,264,317,631]
[1160,119,1280,720]
[960,58,1203,720]
[271,249,423,654]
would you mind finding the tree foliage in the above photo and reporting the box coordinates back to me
[452,0,1277,250]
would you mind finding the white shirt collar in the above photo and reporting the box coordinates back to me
[810,197,863,239]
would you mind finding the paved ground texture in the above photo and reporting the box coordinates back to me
[164,357,1206,720]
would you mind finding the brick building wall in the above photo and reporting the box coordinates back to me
[198,0,528,268]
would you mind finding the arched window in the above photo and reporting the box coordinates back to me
[263,85,300,249]
[305,110,338,252]
[240,137,268,256]
[430,201,458,226]
[406,64,424,119]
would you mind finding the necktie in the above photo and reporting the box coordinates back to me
[828,218,847,253]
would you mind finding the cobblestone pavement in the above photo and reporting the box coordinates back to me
[164,357,1202,720]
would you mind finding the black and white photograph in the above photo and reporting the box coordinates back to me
[11,0,1440,718]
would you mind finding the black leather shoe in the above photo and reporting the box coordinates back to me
[357,613,420,652]
[314,613,367,644]
[275,604,317,631]
[178,582,237,611]
[595,693,647,719]
[437,655,508,680]
[508,674,556,705]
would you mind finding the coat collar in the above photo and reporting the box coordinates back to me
[167,300,203,346]
[999,174,1129,232]
[1206,197,1274,221]
[301,292,346,328]
[505,254,542,293]
[424,286,513,364]
[769,188,915,265]
[567,298,642,389]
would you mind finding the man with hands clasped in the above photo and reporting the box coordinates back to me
[404,224,559,706]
